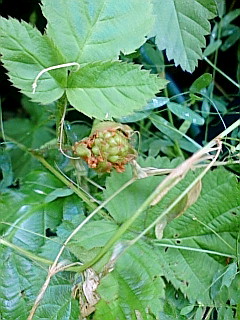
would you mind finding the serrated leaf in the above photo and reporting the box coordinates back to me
[41,0,155,64]
[167,102,205,125]
[154,168,240,304]
[3,118,53,178]
[150,0,217,72]
[95,242,165,320]
[0,170,83,319]
[104,157,180,225]
[0,18,66,104]
[0,247,79,320]
[66,61,167,119]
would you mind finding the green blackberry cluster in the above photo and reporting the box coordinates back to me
[73,121,136,173]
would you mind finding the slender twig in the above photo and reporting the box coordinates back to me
[27,176,136,320]
[0,238,53,266]
[204,57,240,89]
[152,242,235,259]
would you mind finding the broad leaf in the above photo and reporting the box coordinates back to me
[66,61,167,119]
[3,98,55,178]
[0,247,79,320]
[3,118,54,177]
[0,170,83,319]
[150,0,217,72]
[167,102,205,125]
[67,220,118,271]
[41,0,154,64]
[104,157,181,226]
[0,18,66,104]
[95,242,165,320]
[0,171,65,246]
[154,168,240,304]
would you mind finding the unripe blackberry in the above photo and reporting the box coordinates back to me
[73,121,137,173]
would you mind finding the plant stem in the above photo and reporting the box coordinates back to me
[56,93,68,139]
[71,119,240,272]
[152,243,235,258]
[0,238,53,266]
[0,133,109,217]
[204,57,240,89]
[33,153,110,217]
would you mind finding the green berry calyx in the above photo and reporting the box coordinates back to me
[73,121,137,173]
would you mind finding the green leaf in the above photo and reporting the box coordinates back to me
[41,0,155,64]
[44,188,74,203]
[221,262,238,289]
[67,220,119,270]
[150,0,217,72]
[119,97,169,123]
[221,8,240,28]
[203,40,222,57]
[167,102,205,125]
[0,247,79,320]
[0,18,66,104]
[0,150,13,190]
[104,157,180,226]
[4,118,54,178]
[34,274,80,319]
[0,169,83,319]
[190,73,213,93]
[180,305,194,315]
[66,61,167,119]
[95,242,165,320]
[3,98,55,178]
[154,168,240,304]
[221,29,240,51]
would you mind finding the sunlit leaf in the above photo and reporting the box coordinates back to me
[41,0,155,64]
[0,18,66,104]
[66,61,167,120]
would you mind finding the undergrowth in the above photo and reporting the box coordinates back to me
[0,0,239,319]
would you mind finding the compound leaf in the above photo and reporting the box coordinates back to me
[0,18,66,104]
[0,247,79,320]
[95,242,165,320]
[150,0,217,72]
[0,170,83,319]
[41,0,154,64]
[66,61,167,119]
[155,168,240,304]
